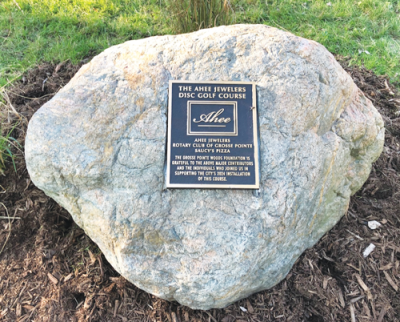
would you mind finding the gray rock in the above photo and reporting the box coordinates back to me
[25,24,384,309]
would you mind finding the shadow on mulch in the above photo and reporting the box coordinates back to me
[0,59,399,322]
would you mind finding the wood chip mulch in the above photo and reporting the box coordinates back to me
[0,59,399,322]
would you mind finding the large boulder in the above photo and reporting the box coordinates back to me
[25,24,384,309]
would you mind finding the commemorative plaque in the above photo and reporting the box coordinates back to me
[166,81,259,189]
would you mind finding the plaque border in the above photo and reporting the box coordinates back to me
[166,80,260,189]
[187,100,238,136]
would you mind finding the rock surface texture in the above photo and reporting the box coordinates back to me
[25,25,384,309]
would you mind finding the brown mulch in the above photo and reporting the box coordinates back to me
[0,60,399,322]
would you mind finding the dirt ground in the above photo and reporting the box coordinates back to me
[0,59,399,322]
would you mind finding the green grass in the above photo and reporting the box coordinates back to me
[0,123,18,174]
[0,0,399,88]
[235,0,400,84]
[0,0,167,87]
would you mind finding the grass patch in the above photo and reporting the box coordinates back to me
[234,0,400,84]
[0,124,19,175]
[0,0,399,86]
[166,0,234,33]
[0,0,167,87]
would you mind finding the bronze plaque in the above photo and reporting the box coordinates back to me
[166,80,259,189]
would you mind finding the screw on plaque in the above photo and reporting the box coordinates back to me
[250,106,256,110]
